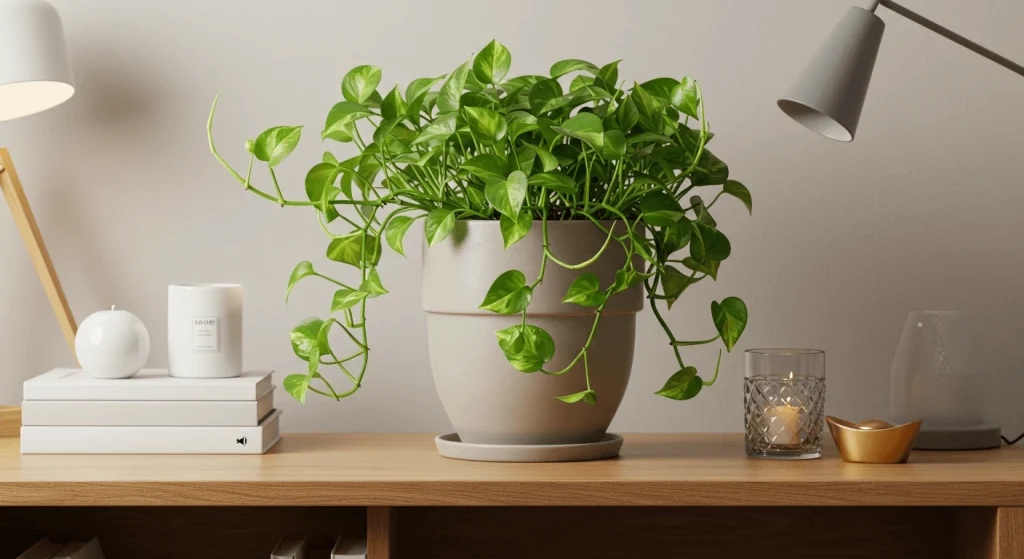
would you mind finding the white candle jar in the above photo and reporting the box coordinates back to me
[168,284,243,378]
[744,349,826,460]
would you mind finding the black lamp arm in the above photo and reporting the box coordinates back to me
[872,0,1024,78]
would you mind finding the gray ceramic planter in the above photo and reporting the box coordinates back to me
[422,220,643,446]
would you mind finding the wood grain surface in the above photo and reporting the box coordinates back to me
[2,433,1023,506]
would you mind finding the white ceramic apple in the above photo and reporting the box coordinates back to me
[74,305,151,379]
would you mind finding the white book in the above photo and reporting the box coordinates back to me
[270,537,309,559]
[20,410,281,454]
[331,538,368,558]
[53,539,105,559]
[24,369,273,401]
[22,387,275,426]
[17,539,64,559]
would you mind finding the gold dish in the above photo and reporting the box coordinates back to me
[826,416,922,464]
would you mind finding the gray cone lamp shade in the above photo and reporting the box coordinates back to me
[778,7,884,142]
[780,1,1024,142]
[0,0,75,121]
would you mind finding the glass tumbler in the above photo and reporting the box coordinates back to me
[744,349,826,459]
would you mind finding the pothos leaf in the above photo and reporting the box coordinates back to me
[285,261,316,305]
[385,215,417,257]
[424,208,456,246]
[711,297,748,351]
[499,213,532,249]
[290,317,324,360]
[556,389,597,404]
[655,367,703,400]
[253,126,302,167]
[479,270,532,314]
[563,273,606,307]
[473,39,512,84]
[495,324,555,373]
[341,65,382,104]
[359,268,388,298]
[331,288,368,313]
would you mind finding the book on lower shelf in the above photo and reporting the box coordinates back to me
[20,410,282,454]
[18,538,104,559]
[331,537,368,558]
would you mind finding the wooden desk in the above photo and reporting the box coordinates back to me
[0,433,1021,558]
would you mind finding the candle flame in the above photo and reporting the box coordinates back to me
[788,371,794,380]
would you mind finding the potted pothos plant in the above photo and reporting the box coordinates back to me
[208,40,751,446]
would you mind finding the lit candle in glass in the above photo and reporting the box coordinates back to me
[744,350,826,460]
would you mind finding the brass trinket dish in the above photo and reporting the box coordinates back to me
[826,416,922,464]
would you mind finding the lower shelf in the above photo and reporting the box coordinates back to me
[0,505,1016,558]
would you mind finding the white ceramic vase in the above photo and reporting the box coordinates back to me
[422,220,643,446]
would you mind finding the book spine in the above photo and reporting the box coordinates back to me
[20,411,281,454]
[21,389,274,427]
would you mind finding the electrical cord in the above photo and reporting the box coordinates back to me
[1002,432,1024,446]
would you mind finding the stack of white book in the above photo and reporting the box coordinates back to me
[20,369,281,454]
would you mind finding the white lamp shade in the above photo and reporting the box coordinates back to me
[0,0,74,121]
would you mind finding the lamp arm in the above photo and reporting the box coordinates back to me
[876,0,1024,77]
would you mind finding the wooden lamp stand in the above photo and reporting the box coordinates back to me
[0,148,77,352]
[0,149,77,437]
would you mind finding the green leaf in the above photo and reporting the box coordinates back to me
[462,106,507,145]
[406,75,446,105]
[323,102,371,141]
[341,65,382,104]
[283,373,311,404]
[479,270,532,315]
[639,77,679,102]
[556,389,597,404]
[552,112,604,148]
[437,60,470,114]
[499,213,532,249]
[662,265,699,309]
[331,288,368,313]
[690,150,730,186]
[523,144,558,172]
[671,76,700,119]
[631,83,665,133]
[460,154,508,182]
[253,126,302,168]
[658,218,692,257]
[722,180,752,214]
[507,111,539,140]
[514,144,536,175]
[495,324,556,373]
[473,39,512,84]
[563,273,606,307]
[411,113,458,145]
[682,257,719,280]
[285,261,316,304]
[655,367,703,400]
[595,60,621,90]
[323,152,338,165]
[526,171,576,195]
[359,267,388,298]
[611,268,648,294]
[385,215,417,257]
[617,95,639,132]
[381,85,408,120]
[304,162,339,202]
[549,59,599,78]
[639,191,684,227]
[712,297,748,351]
[290,317,324,360]
[485,171,528,219]
[689,222,731,262]
[600,129,626,159]
[326,232,382,267]
[424,208,456,246]
[528,79,563,114]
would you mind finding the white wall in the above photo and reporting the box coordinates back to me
[1,0,1022,434]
